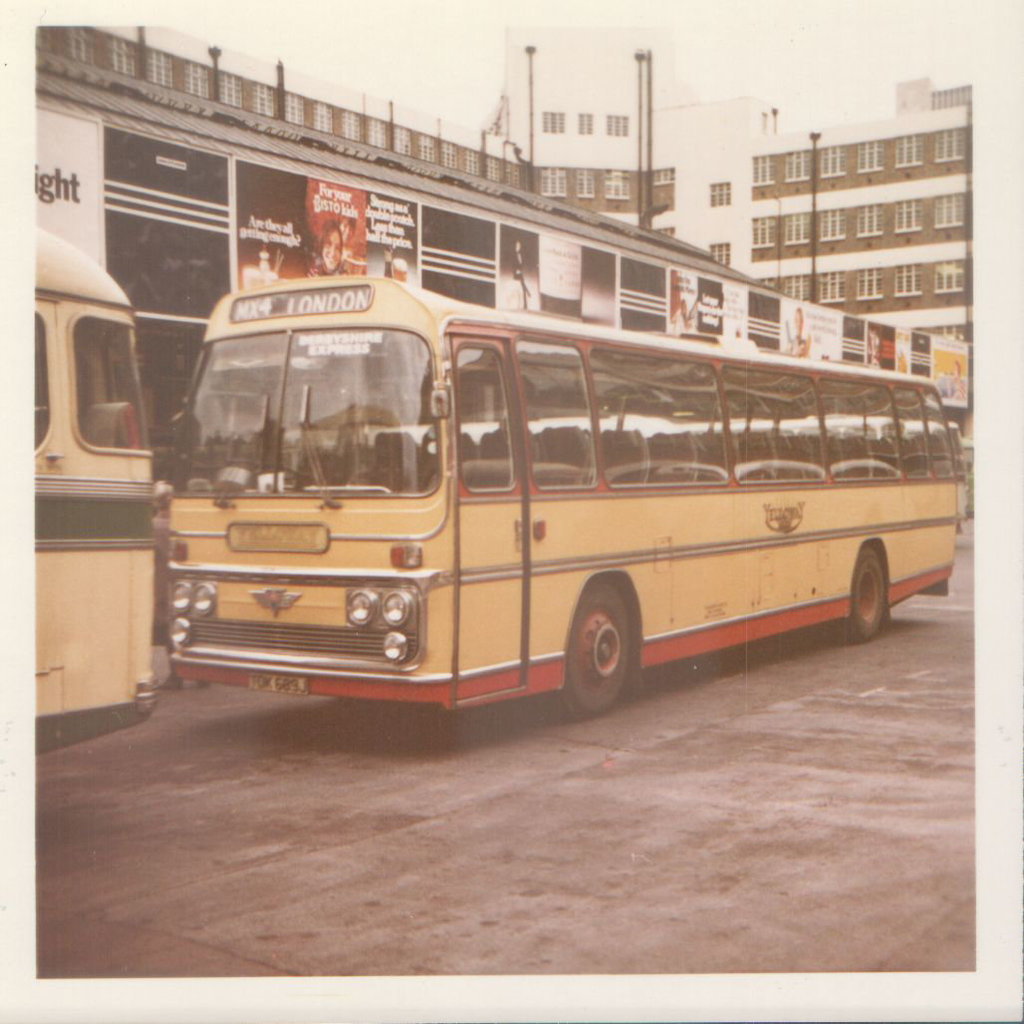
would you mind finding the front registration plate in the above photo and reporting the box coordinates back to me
[249,673,310,696]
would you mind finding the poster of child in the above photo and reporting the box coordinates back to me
[305,178,367,277]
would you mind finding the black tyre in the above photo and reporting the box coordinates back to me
[561,583,633,719]
[847,548,887,643]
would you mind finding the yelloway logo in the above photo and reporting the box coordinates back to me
[763,501,805,534]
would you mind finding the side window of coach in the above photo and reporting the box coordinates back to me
[819,379,901,480]
[456,347,516,493]
[921,390,954,479]
[35,314,50,449]
[721,366,825,483]
[893,387,929,478]
[74,317,148,451]
[516,340,597,490]
[589,348,728,486]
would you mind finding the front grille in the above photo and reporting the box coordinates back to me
[189,618,419,662]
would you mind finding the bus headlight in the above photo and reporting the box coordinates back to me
[382,590,412,627]
[383,632,408,662]
[192,582,217,617]
[170,618,191,649]
[172,581,193,613]
[347,589,378,626]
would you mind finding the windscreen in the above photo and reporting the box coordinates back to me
[175,328,439,496]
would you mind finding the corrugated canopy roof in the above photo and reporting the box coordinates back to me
[37,52,757,286]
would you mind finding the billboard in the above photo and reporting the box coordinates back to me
[842,316,866,364]
[668,269,726,338]
[498,226,615,324]
[722,281,749,349]
[932,336,969,408]
[748,291,781,351]
[236,162,419,290]
[421,206,496,306]
[621,258,667,332]
[105,129,230,318]
[866,321,895,370]
[781,300,842,361]
[37,109,104,263]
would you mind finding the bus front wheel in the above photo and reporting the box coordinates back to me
[561,583,632,719]
[848,548,888,643]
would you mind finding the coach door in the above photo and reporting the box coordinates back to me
[452,337,530,703]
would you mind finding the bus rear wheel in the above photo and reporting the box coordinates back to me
[848,548,887,643]
[561,583,632,719]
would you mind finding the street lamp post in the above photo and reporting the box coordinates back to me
[525,45,536,193]
[645,49,653,229]
[809,131,821,303]
[635,51,645,227]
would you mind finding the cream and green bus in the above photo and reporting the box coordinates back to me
[167,276,957,718]
[35,229,157,751]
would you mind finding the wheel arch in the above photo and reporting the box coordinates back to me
[857,537,890,593]
[561,569,643,691]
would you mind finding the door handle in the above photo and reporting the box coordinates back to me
[514,518,523,552]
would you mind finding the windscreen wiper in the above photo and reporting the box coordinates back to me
[299,385,342,510]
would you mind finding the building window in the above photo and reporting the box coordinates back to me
[653,168,675,186]
[146,49,173,88]
[68,29,93,63]
[895,199,923,233]
[710,182,732,207]
[820,146,846,177]
[440,141,458,170]
[283,93,304,125]
[312,101,333,133]
[857,267,883,300]
[418,135,436,162]
[507,164,520,187]
[895,134,924,167]
[576,169,595,198]
[781,275,810,300]
[752,217,776,248]
[784,150,812,182]
[541,168,567,197]
[710,243,731,267]
[604,170,629,200]
[486,156,502,182]
[578,113,593,135]
[252,82,276,117]
[857,140,884,172]
[857,204,883,237]
[366,118,387,148]
[184,62,211,99]
[934,193,965,228]
[464,149,480,175]
[109,36,137,77]
[340,110,361,140]
[606,115,629,137]
[820,209,846,241]
[934,127,965,162]
[542,111,565,134]
[753,155,774,185]
[219,72,243,108]
[784,212,810,245]
[894,264,923,296]
[934,260,965,293]
[391,125,411,153]
[818,271,845,303]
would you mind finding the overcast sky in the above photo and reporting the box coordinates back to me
[26,0,1014,136]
